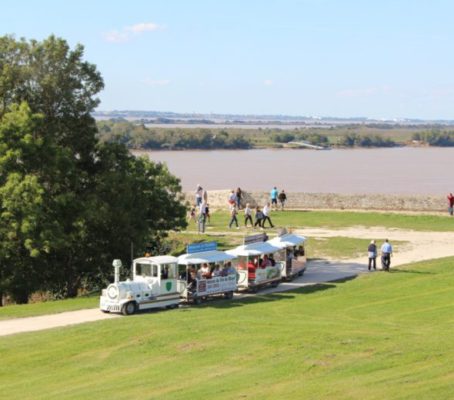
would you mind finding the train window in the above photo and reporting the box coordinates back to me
[136,263,152,277]
[166,263,176,279]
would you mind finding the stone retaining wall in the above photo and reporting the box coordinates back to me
[185,190,447,212]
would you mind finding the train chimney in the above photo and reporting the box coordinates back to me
[112,259,122,284]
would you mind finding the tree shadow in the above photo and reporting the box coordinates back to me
[389,268,435,275]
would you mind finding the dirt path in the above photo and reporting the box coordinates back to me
[296,227,454,267]
[1,227,453,337]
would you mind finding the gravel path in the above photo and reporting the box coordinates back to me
[1,227,453,337]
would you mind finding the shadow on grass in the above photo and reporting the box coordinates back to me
[389,268,435,275]
[181,282,338,311]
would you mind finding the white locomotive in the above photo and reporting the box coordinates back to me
[100,256,181,315]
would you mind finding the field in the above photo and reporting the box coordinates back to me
[1,257,454,399]
[1,209,451,320]
[1,210,454,399]
[188,209,454,232]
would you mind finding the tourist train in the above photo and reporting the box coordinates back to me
[99,231,306,315]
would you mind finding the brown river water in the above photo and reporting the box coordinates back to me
[134,147,453,195]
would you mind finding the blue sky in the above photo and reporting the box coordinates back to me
[2,0,454,119]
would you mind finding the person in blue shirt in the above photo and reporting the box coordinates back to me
[270,187,278,210]
[380,239,393,271]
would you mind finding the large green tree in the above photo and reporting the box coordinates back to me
[0,36,187,304]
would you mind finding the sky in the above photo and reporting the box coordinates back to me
[2,0,454,120]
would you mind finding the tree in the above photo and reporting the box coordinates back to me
[0,36,187,303]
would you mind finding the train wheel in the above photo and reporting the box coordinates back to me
[121,301,136,316]
[271,281,279,288]
[194,297,202,305]
[224,291,234,300]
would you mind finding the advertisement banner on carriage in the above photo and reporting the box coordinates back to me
[187,241,217,254]
[196,274,237,296]
[254,265,280,284]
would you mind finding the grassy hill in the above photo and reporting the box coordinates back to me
[1,257,454,399]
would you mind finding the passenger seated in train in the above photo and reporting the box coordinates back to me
[226,261,236,276]
[187,268,197,291]
[248,258,258,280]
[296,245,305,257]
[260,255,271,268]
[221,261,236,276]
[198,263,211,279]
[161,266,169,279]
[268,254,276,266]
[212,264,222,277]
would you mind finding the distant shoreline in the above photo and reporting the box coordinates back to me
[185,190,448,213]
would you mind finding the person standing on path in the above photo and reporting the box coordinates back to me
[367,240,377,271]
[278,189,287,211]
[228,203,239,229]
[381,239,393,271]
[195,184,203,207]
[228,189,237,206]
[244,203,253,227]
[262,202,275,228]
[235,187,242,209]
[448,193,454,216]
[197,200,207,233]
[270,186,278,210]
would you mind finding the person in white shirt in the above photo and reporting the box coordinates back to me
[244,203,253,227]
[262,203,275,228]
[198,263,211,279]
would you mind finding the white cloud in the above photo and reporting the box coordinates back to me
[143,78,171,87]
[103,22,162,43]
[263,79,273,86]
[128,22,160,33]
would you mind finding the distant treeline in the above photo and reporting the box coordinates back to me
[412,130,454,146]
[97,121,251,149]
[98,120,454,150]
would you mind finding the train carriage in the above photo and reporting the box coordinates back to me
[268,232,307,280]
[226,234,282,292]
[177,242,237,304]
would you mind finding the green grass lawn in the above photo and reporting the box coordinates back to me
[0,296,99,321]
[202,210,454,232]
[1,257,454,399]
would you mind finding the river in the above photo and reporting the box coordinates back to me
[134,147,453,195]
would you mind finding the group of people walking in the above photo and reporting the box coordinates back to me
[227,186,283,229]
[229,202,274,229]
[367,239,393,271]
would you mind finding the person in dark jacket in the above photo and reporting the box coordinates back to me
[254,207,264,228]
[367,240,377,270]
[278,190,287,210]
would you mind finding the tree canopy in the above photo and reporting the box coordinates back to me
[0,36,187,304]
